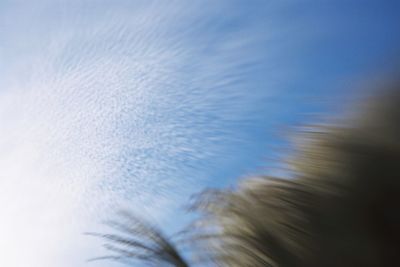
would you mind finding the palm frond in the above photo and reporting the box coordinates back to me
[189,82,400,267]
[88,211,190,267]
[90,80,400,267]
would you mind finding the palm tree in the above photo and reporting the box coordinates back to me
[191,82,400,267]
[92,80,400,267]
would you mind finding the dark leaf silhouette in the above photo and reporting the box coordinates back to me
[87,211,190,267]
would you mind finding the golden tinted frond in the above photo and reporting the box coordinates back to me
[93,80,400,267]
[192,81,400,267]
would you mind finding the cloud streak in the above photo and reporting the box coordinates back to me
[3,1,397,266]
[0,1,278,266]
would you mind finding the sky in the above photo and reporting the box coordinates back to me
[0,1,400,267]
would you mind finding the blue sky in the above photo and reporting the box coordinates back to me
[0,1,400,266]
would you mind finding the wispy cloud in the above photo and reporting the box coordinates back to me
[0,1,279,266]
[2,0,397,266]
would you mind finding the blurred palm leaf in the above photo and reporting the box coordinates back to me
[87,211,190,267]
[90,81,400,267]
[189,83,400,267]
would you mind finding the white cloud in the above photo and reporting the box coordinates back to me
[0,1,277,266]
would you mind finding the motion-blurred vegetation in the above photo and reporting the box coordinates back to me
[91,80,400,266]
